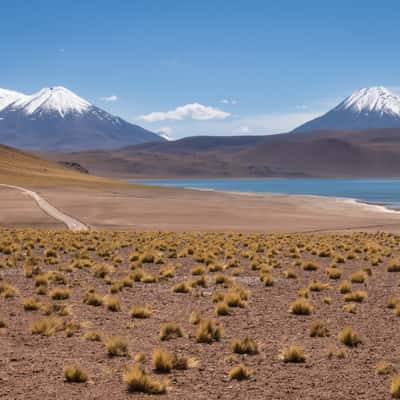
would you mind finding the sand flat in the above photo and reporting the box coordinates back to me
[7,185,397,232]
[0,186,63,229]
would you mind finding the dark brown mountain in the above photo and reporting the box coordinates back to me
[41,128,400,178]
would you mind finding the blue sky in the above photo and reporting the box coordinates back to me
[2,0,400,139]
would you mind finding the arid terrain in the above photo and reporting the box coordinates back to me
[42,128,400,178]
[2,229,400,399]
[3,142,400,399]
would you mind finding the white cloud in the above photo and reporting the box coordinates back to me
[100,95,118,102]
[148,111,321,139]
[157,126,173,141]
[157,126,172,135]
[220,99,238,105]
[139,103,231,122]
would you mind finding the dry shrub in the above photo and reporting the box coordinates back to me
[391,375,400,398]
[229,364,252,380]
[106,336,129,356]
[49,287,70,300]
[280,345,306,363]
[326,267,342,280]
[31,317,64,336]
[344,290,367,303]
[159,323,184,341]
[232,337,258,355]
[130,305,152,319]
[338,326,361,347]
[23,297,40,311]
[388,259,400,272]
[152,347,173,373]
[123,364,166,394]
[172,281,190,293]
[196,319,222,343]
[289,298,313,315]
[350,271,366,284]
[339,281,352,294]
[64,365,87,383]
[189,311,201,325]
[104,295,121,312]
[215,301,231,316]
[309,320,329,337]
[83,291,104,306]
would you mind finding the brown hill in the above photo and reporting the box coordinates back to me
[41,128,400,178]
[0,144,122,187]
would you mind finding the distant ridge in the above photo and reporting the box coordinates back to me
[0,86,164,151]
[294,87,400,132]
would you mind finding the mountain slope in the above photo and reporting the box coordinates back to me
[0,86,164,151]
[294,87,400,132]
[43,129,400,178]
[0,88,27,111]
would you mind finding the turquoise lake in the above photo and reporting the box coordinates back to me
[132,178,400,210]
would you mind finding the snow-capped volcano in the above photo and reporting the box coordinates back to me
[293,86,400,133]
[0,88,27,111]
[10,86,91,117]
[0,86,164,151]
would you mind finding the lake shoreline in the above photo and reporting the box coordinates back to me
[131,178,400,214]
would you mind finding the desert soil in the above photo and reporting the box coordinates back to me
[1,185,400,232]
[1,229,400,399]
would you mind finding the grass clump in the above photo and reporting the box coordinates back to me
[64,365,88,383]
[189,310,201,325]
[215,301,231,316]
[130,305,152,319]
[232,337,258,355]
[152,347,173,373]
[303,261,319,271]
[391,375,400,398]
[289,298,313,315]
[388,259,400,272]
[196,319,222,343]
[338,326,361,347]
[260,272,274,286]
[104,295,121,312]
[283,268,297,279]
[172,281,190,293]
[309,320,329,337]
[83,291,104,306]
[123,364,166,394]
[159,323,184,341]
[191,265,206,275]
[326,267,342,280]
[280,345,306,363]
[387,297,400,309]
[229,364,252,380]
[22,297,40,311]
[339,280,352,294]
[31,317,64,336]
[350,271,366,284]
[344,290,367,303]
[49,287,70,300]
[106,336,129,356]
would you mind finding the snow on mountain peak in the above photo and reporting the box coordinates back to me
[0,88,27,111]
[11,86,92,117]
[337,86,400,116]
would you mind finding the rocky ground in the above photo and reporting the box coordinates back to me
[1,229,400,399]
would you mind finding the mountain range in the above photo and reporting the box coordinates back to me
[0,86,164,151]
[293,86,400,132]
